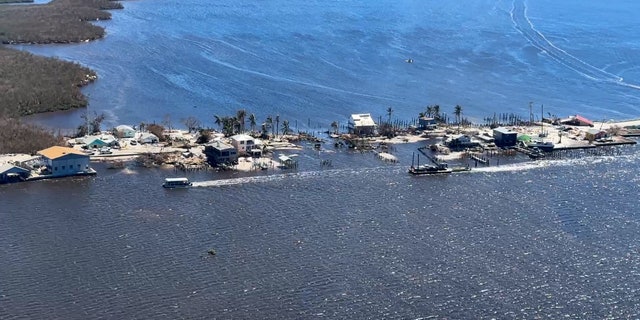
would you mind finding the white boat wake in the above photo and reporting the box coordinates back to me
[510,0,640,90]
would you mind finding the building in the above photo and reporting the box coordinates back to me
[560,115,594,127]
[585,129,606,141]
[38,146,92,177]
[203,141,238,166]
[493,127,518,147]
[230,134,261,156]
[0,164,31,184]
[138,132,159,144]
[445,135,481,151]
[348,113,376,136]
[418,117,437,130]
[115,125,136,138]
[83,136,108,149]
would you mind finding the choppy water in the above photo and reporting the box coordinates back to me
[16,0,640,130]
[2,142,640,318]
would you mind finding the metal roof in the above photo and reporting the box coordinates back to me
[38,146,87,160]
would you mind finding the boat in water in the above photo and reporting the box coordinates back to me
[409,164,453,175]
[409,152,457,175]
[162,177,192,188]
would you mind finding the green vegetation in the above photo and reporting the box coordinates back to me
[0,0,122,153]
[0,0,32,4]
[0,47,97,116]
[0,119,65,154]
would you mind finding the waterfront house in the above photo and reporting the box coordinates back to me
[418,117,437,130]
[203,141,238,166]
[38,146,92,177]
[83,136,108,149]
[348,113,376,136]
[493,127,517,147]
[0,164,31,184]
[137,132,159,144]
[445,134,481,150]
[114,125,136,138]
[230,134,261,157]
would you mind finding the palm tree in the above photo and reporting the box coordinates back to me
[281,120,290,135]
[275,115,280,138]
[454,104,462,133]
[433,105,441,122]
[426,105,434,118]
[248,113,257,133]
[330,121,339,134]
[214,115,223,131]
[386,107,393,124]
[236,109,246,133]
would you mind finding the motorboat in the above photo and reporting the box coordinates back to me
[163,177,192,188]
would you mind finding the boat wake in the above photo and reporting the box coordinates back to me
[472,151,640,174]
[191,166,393,187]
[510,0,640,90]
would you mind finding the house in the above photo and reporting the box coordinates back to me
[560,115,594,127]
[0,164,31,184]
[83,136,108,149]
[138,132,159,144]
[348,113,376,136]
[585,129,606,141]
[115,125,136,138]
[278,154,298,169]
[493,127,517,147]
[444,135,481,150]
[230,134,261,156]
[38,146,92,177]
[418,117,437,130]
[203,141,238,166]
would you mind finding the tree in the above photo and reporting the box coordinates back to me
[454,104,462,133]
[248,113,257,133]
[214,115,223,131]
[182,116,200,133]
[236,109,246,133]
[281,120,290,135]
[330,121,338,134]
[433,105,441,122]
[77,111,105,137]
[386,107,393,124]
[426,105,434,118]
[275,115,280,138]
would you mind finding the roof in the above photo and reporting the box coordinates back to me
[0,164,30,174]
[350,113,376,127]
[116,125,135,131]
[586,128,604,134]
[207,141,235,150]
[494,127,515,134]
[230,134,254,141]
[574,115,593,125]
[38,146,87,160]
[164,177,189,182]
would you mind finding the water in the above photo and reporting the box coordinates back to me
[2,142,640,318]
[4,0,640,318]
[16,0,640,130]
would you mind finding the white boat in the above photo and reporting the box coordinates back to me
[162,177,192,188]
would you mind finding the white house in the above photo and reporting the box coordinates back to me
[38,146,92,177]
[348,113,376,136]
[230,134,261,156]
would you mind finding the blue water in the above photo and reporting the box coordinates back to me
[4,1,640,318]
[18,0,640,130]
[2,142,640,318]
